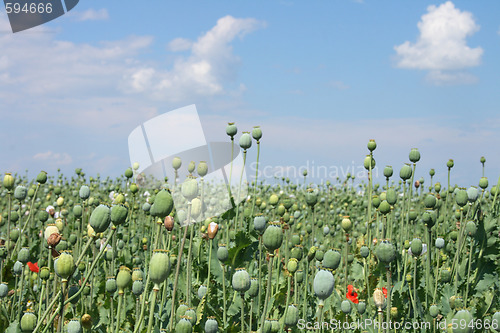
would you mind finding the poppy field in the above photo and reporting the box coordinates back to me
[0,124,499,333]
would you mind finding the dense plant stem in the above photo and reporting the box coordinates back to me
[168,202,191,331]
[260,253,274,330]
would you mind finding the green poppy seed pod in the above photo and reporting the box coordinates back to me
[383,165,393,178]
[247,278,258,298]
[435,237,445,249]
[269,194,279,206]
[480,156,486,164]
[409,148,420,163]
[315,249,324,261]
[447,159,454,169]
[0,283,8,298]
[492,312,500,333]
[434,182,442,193]
[73,205,83,218]
[89,205,111,233]
[66,319,82,333]
[307,246,317,261]
[252,126,262,141]
[341,300,352,314]
[465,221,476,236]
[367,139,376,152]
[105,277,117,293]
[284,304,299,327]
[429,304,439,318]
[116,266,132,293]
[176,317,193,333]
[184,309,196,325]
[124,168,133,179]
[3,173,14,190]
[181,178,199,201]
[205,317,218,333]
[36,171,48,184]
[13,261,23,276]
[357,301,366,315]
[130,183,139,194]
[239,132,252,150]
[455,189,468,207]
[452,309,473,333]
[226,122,237,138]
[217,245,228,263]
[386,188,397,205]
[110,204,128,226]
[187,161,196,174]
[467,187,479,202]
[20,311,37,332]
[132,268,143,282]
[172,157,182,171]
[79,185,90,200]
[55,252,74,280]
[197,161,208,177]
[360,246,370,258]
[479,177,488,190]
[197,285,207,299]
[410,238,423,256]
[305,189,318,207]
[10,227,20,242]
[149,250,170,285]
[232,268,251,292]
[18,247,30,264]
[287,258,298,273]
[322,250,341,270]
[313,269,335,300]
[376,240,395,263]
[263,222,283,252]
[399,164,412,181]
[379,200,391,215]
[191,198,202,219]
[364,155,375,170]
[14,185,27,201]
[39,267,50,280]
[440,268,451,283]
[132,279,144,296]
[341,216,352,231]
[424,194,437,209]
[253,215,267,234]
[176,304,189,323]
[152,189,174,218]
[132,162,140,170]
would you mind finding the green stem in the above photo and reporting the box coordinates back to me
[260,253,274,330]
[251,141,261,217]
[115,293,124,333]
[146,286,159,333]
[464,240,474,307]
[168,202,191,331]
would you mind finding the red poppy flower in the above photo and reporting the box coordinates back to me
[346,284,359,304]
[382,287,388,298]
[27,262,39,273]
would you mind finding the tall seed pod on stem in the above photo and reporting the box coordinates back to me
[251,126,262,217]
[168,177,198,331]
[234,132,252,229]
[260,222,283,330]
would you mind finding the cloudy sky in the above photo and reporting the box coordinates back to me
[1,0,499,188]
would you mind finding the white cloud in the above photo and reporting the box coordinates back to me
[394,1,482,84]
[123,15,265,100]
[33,151,73,165]
[72,9,109,21]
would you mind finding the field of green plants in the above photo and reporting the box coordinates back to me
[0,124,499,333]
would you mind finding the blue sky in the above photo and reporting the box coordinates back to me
[1,0,500,188]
